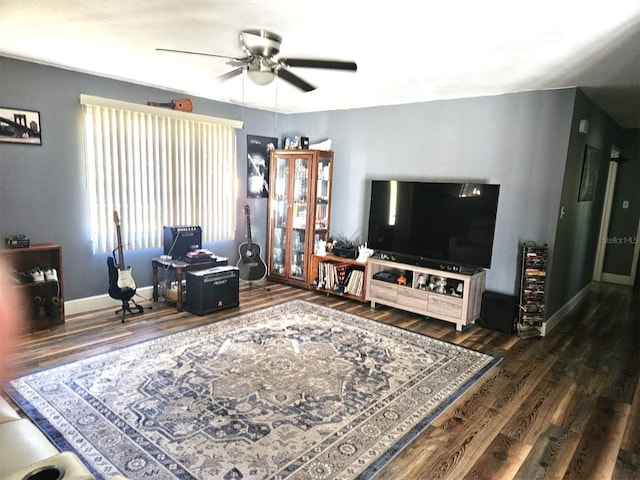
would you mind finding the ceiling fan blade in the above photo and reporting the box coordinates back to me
[156,48,244,62]
[277,68,316,92]
[280,58,357,71]
[226,58,250,68]
[215,67,244,83]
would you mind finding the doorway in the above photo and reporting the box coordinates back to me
[593,145,640,286]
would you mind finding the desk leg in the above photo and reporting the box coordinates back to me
[176,267,184,311]
[152,261,159,302]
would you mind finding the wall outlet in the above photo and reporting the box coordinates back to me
[622,200,629,209]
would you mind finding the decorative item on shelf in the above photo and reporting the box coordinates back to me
[147,98,193,112]
[300,137,309,149]
[316,239,327,256]
[397,275,407,286]
[417,274,427,290]
[435,276,448,294]
[356,244,374,263]
[309,138,332,151]
[284,136,299,149]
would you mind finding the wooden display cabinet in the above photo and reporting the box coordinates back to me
[1,243,65,331]
[366,257,485,331]
[267,149,333,288]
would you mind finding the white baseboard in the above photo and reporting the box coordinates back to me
[541,283,591,336]
[601,272,634,286]
[65,286,154,316]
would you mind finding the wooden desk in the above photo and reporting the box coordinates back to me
[151,256,228,311]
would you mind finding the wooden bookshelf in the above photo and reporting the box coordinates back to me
[309,254,368,302]
[1,243,65,331]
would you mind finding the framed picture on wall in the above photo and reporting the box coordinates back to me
[578,145,600,202]
[247,135,277,198]
[0,107,42,145]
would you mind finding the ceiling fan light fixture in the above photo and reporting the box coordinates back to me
[246,57,276,86]
[247,68,276,86]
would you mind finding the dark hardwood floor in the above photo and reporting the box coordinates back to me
[4,281,638,479]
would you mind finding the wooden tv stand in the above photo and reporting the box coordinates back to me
[366,257,486,331]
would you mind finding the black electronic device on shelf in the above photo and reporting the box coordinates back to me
[372,271,399,283]
[5,234,30,249]
[332,244,358,259]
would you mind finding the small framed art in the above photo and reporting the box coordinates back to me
[0,107,42,145]
[578,145,600,202]
[247,135,277,198]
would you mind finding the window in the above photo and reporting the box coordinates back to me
[81,95,242,254]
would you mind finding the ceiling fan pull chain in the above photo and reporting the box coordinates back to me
[242,71,246,126]
[274,76,279,133]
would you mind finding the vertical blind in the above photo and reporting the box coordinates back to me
[81,96,240,254]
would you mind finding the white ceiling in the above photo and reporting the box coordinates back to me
[1,1,639,128]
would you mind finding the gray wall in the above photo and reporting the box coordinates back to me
[0,57,279,300]
[288,90,575,299]
[544,89,628,315]
[2,57,631,321]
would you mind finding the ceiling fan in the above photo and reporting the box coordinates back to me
[157,29,357,92]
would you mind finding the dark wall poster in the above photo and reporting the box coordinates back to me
[247,135,277,198]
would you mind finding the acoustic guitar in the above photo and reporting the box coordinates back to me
[147,98,193,112]
[237,205,267,281]
[108,211,136,301]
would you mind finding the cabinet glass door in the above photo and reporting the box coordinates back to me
[314,155,331,253]
[291,157,309,280]
[270,157,289,276]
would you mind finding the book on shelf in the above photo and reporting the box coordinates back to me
[344,269,364,297]
[315,261,364,297]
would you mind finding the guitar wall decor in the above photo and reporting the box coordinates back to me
[236,205,267,282]
[147,98,193,112]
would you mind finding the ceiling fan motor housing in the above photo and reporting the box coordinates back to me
[240,29,282,57]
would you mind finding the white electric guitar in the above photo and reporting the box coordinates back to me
[108,211,136,298]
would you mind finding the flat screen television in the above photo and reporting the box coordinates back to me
[367,180,500,269]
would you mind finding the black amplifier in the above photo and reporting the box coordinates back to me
[186,266,239,315]
[163,226,202,259]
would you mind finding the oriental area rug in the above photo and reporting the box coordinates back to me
[6,300,500,480]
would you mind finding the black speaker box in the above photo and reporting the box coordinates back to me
[186,266,239,315]
[479,291,518,334]
[163,226,202,259]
